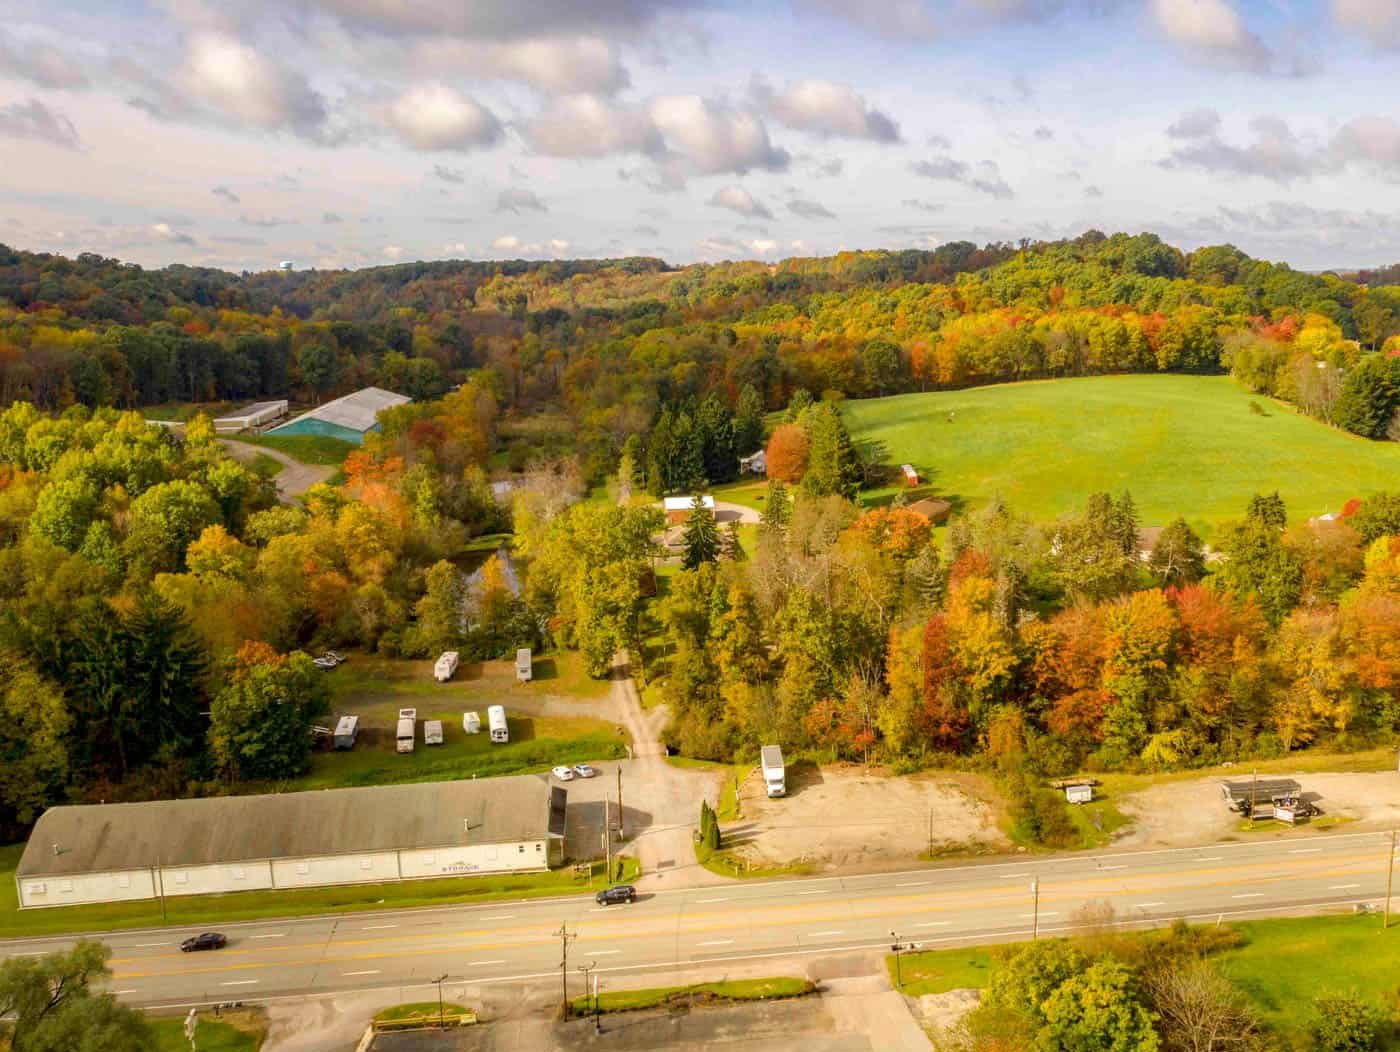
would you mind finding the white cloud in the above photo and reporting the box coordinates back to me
[181,33,328,135]
[0,99,80,148]
[382,245,405,259]
[1332,115,1400,169]
[1149,0,1271,72]
[307,0,692,39]
[386,83,502,151]
[1162,112,1320,181]
[525,94,659,158]
[491,234,571,257]
[415,36,629,95]
[697,235,785,259]
[0,32,89,89]
[211,184,240,204]
[708,185,773,219]
[754,77,901,142]
[910,155,1013,198]
[151,221,195,246]
[1167,108,1222,138]
[649,95,790,178]
[789,197,836,219]
[1333,0,1400,48]
[496,187,548,213]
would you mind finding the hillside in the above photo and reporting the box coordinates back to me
[844,374,1400,530]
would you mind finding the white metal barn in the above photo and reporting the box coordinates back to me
[15,776,567,909]
[212,400,289,433]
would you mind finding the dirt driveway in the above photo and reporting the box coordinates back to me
[220,438,333,501]
[1117,769,1400,848]
[725,765,1008,871]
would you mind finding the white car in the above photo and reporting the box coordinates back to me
[572,763,598,778]
[551,765,576,781]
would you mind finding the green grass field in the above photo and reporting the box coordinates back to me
[242,433,357,466]
[150,1009,265,1051]
[887,913,1400,1048]
[842,375,1400,532]
[570,977,814,1015]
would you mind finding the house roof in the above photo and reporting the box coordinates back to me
[662,495,715,512]
[267,386,409,435]
[213,400,287,423]
[1136,526,1165,553]
[18,775,563,878]
[906,498,951,522]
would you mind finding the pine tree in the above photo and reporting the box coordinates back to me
[682,496,720,570]
[123,592,210,761]
[733,383,765,455]
[646,409,675,497]
[720,521,746,561]
[802,403,862,500]
[760,479,791,535]
[697,394,737,484]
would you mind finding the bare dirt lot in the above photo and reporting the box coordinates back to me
[724,765,1009,871]
[1117,770,1400,848]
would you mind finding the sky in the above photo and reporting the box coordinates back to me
[2,0,1400,273]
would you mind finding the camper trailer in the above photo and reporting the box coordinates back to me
[487,705,508,743]
[434,651,459,683]
[423,719,444,746]
[463,711,482,735]
[396,708,417,754]
[516,648,532,683]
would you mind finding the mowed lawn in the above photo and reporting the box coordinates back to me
[843,375,1400,532]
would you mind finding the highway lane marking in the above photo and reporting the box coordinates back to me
[107,845,1389,967]
[1232,893,1265,899]
[482,915,516,920]
[1134,902,1167,908]
[132,943,168,948]
[468,960,506,966]
[1330,884,1362,890]
[251,934,285,939]
[1291,848,1322,854]
[220,980,259,986]
[1198,857,1224,862]
[1098,865,1126,871]
[695,897,731,903]
[896,882,931,888]
[110,854,1391,980]
[697,939,734,946]
[809,930,845,937]
[796,890,829,896]
[1020,912,1059,919]
[362,924,397,930]
[343,971,381,977]
[589,950,622,956]
[915,922,950,928]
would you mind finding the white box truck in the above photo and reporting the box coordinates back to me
[463,710,481,735]
[487,704,508,743]
[434,651,459,682]
[423,719,444,746]
[396,708,417,754]
[761,745,785,797]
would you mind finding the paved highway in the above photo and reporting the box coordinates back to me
[1,832,1393,1008]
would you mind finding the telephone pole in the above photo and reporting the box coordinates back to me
[616,766,623,837]
[1031,876,1041,940]
[603,793,612,881]
[578,959,597,1022]
[1385,830,1397,930]
[554,923,577,1018]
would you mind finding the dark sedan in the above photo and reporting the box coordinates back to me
[180,932,227,952]
[594,884,636,906]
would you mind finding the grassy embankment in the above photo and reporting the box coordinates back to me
[372,1001,475,1030]
[888,914,1400,1048]
[569,977,814,1016]
[842,374,1400,535]
[150,1008,266,1051]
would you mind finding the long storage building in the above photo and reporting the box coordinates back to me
[15,775,567,909]
[263,386,409,444]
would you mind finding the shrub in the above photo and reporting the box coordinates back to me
[1311,992,1384,1052]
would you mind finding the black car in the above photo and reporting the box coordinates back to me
[180,932,227,952]
[595,884,636,906]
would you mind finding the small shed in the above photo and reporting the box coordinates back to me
[332,714,359,751]
[516,648,533,683]
[662,495,715,525]
[901,464,919,487]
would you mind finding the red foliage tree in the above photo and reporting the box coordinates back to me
[765,423,810,483]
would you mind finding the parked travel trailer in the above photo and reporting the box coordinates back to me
[332,714,359,751]
[488,705,508,743]
[423,719,443,746]
[463,711,482,735]
[516,648,532,683]
[434,651,459,682]
[396,708,417,754]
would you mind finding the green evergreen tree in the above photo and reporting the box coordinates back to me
[801,403,862,500]
[123,592,210,762]
[784,387,813,422]
[720,522,746,561]
[682,496,720,570]
[646,409,675,496]
[696,394,737,485]
[733,383,765,455]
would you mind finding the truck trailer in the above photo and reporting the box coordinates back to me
[488,704,509,743]
[396,708,417,754]
[761,745,786,797]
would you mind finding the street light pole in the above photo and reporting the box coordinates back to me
[890,930,903,987]
[1031,876,1041,941]
[1385,830,1397,931]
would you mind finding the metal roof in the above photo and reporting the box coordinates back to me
[18,775,562,877]
[268,387,409,435]
[662,495,715,512]
[213,400,287,423]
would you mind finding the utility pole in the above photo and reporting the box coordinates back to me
[432,973,448,1029]
[927,807,934,858]
[1385,830,1397,931]
[1031,876,1041,941]
[616,766,623,837]
[554,923,577,1018]
[593,973,601,1033]
[1249,768,1258,829]
[889,930,906,987]
[156,852,167,924]
[578,959,597,1024]
[603,793,612,881]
